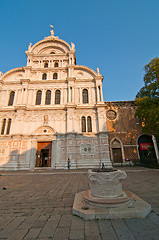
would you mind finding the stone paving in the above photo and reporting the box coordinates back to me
[0,167,159,240]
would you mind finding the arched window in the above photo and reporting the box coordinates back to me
[82,89,88,104]
[8,91,15,106]
[44,62,48,68]
[98,86,101,101]
[45,90,51,105]
[70,87,72,102]
[55,90,61,104]
[53,73,58,79]
[82,116,86,132]
[54,62,58,67]
[1,118,6,135]
[50,51,55,54]
[42,73,47,80]
[87,116,92,132]
[35,90,42,105]
[6,118,12,135]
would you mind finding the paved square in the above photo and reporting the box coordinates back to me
[0,167,159,239]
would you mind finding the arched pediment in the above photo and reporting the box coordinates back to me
[1,68,25,82]
[33,126,55,135]
[74,65,99,79]
[28,37,72,55]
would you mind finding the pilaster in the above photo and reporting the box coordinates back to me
[96,105,107,132]
[66,107,75,133]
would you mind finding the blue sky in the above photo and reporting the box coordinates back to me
[0,0,159,101]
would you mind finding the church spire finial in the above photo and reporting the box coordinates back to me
[50,25,54,36]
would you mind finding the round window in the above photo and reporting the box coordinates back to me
[106,110,117,120]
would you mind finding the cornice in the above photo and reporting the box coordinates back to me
[95,103,106,108]
[29,67,67,72]
[66,77,76,82]
[29,79,68,84]
[26,105,66,111]
[65,103,77,108]
[0,106,16,112]
[20,79,30,84]
[75,79,95,83]
[1,80,21,85]
[26,52,68,57]
[0,103,98,112]
[76,104,96,109]
[1,78,96,85]
[104,101,135,107]
[94,76,104,82]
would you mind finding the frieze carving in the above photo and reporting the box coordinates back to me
[24,115,44,122]
[17,116,24,121]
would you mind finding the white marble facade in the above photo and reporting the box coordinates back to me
[0,30,111,170]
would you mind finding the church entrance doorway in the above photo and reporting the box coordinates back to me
[36,142,52,167]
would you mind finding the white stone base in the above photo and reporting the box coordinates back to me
[72,190,151,220]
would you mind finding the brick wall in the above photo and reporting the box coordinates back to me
[105,101,142,162]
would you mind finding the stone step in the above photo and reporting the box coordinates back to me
[55,161,112,169]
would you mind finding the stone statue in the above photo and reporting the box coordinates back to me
[71,42,75,50]
[96,67,100,75]
[28,43,32,51]
[44,115,48,124]
[50,24,54,36]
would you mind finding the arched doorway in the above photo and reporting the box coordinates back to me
[138,134,156,164]
[33,126,55,168]
[111,138,124,163]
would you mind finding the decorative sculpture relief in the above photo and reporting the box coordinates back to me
[44,115,48,124]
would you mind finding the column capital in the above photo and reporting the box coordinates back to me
[94,76,103,82]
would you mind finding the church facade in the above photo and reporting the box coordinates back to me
[0,30,142,170]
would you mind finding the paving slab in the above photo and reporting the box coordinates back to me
[0,167,159,240]
[111,219,135,240]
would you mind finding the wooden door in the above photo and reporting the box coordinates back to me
[112,148,122,163]
[36,142,52,167]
